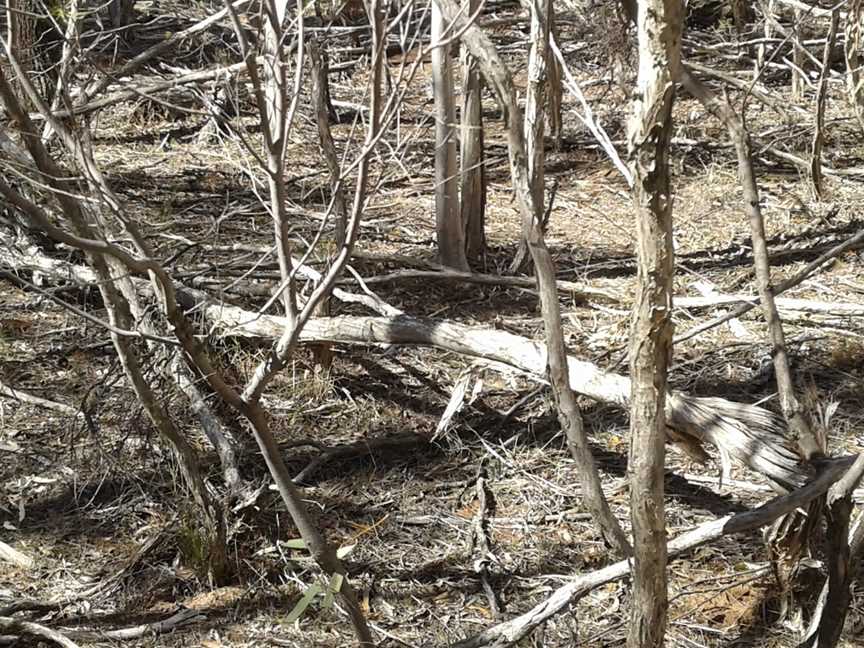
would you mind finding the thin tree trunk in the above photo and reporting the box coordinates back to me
[432,0,469,270]
[678,68,820,461]
[510,0,551,275]
[756,0,776,77]
[308,36,344,370]
[731,0,751,33]
[810,10,838,197]
[803,502,864,648]
[108,0,136,30]
[547,2,563,148]
[310,38,347,247]
[3,0,55,107]
[626,0,682,645]
[263,0,298,320]
[460,0,486,265]
[845,0,864,134]
[792,8,805,99]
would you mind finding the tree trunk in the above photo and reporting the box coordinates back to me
[626,0,682,645]
[432,1,469,270]
[792,8,805,99]
[460,0,486,265]
[2,0,57,108]
[845,0,864,134]
[108,0,136,30]
[810,11,838,198]
[510,0,552,275]
[547,2,563,147]
[310,38,346,247]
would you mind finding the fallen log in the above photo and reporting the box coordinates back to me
[214,309,807,489]
[0,240,808,490]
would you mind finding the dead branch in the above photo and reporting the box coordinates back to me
[0,618,79,648]
[0,379,81,418]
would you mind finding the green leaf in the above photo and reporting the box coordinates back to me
[321,572,344,609]
[283,538,307,550]
[285,582,322,624]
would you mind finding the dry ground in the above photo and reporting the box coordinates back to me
[2,2,864,647]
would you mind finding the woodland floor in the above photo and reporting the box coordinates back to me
[2,2,864,647]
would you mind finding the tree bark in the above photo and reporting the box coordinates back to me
[460,0,486,265]
[2,0,57,107]
[432,2,469,270]
[509,0,552,275]
[108,0,136,30]
[626,0,682,645]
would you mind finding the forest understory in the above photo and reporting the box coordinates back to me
[2,0,864,646]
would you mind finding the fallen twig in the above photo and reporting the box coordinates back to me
[0,617,78,648]
[0,379,82,418]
